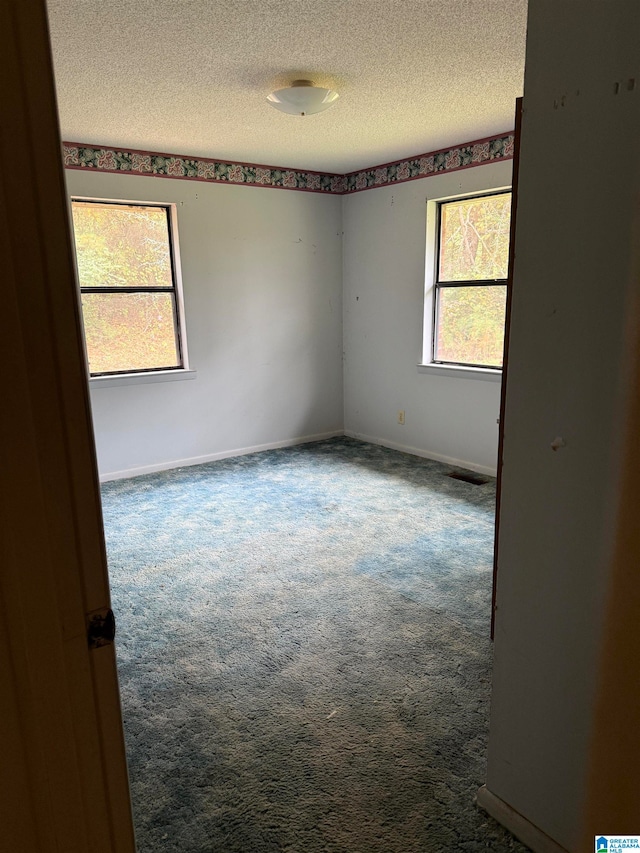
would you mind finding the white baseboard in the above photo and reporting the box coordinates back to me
[476,786,569,853]
[99,429,496,482]
[344,430,497,477]
[98,431,344,482]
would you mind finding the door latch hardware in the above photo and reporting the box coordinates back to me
[87,608,116,649]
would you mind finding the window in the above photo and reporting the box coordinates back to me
[71,199,187,377]
[431,191,511,370]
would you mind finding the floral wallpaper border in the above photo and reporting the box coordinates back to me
[62,132,514,195]
[343,132,514,193]
[62,143,343,193]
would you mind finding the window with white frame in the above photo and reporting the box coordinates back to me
[429,191,511,370]
[70,199,187,377]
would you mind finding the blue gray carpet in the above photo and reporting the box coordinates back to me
[102,437,527,852]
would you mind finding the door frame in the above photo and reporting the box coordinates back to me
[491,97,523,639]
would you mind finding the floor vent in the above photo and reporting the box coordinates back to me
[448,471,490,486]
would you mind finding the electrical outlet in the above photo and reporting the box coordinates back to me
[397,410,405,425]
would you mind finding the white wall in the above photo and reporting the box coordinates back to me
[342,161,512,474]
[65,171,344,479]
[486,1,640,849]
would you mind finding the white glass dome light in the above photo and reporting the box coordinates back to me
[266,80,339,116]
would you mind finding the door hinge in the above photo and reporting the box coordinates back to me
[87,608,116,649]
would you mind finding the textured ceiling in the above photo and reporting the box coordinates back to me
[47,0,527,174]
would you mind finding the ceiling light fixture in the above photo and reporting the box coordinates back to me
[266,80,339,116]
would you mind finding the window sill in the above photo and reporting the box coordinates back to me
[417,363,502,382]
[89,369,197,388]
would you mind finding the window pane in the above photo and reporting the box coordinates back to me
[81,292,180,374]
[71,202,173,288]
[439,193,511,281]
[436,285,507,367]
